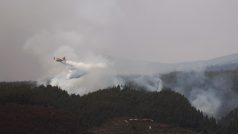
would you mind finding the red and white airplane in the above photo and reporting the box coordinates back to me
[54,56,66,63]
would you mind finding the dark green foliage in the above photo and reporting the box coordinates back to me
[0,82,73,109]
[78,87,216,133]
[0,103,82,134]
[0,82,217,133]
[218,108,238,134]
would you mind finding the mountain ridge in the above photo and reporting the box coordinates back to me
[112,53,238,74]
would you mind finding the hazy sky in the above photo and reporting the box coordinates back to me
[1,0,238,81]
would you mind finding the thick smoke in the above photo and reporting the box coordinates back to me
[23,29,163,95]
[47,59,124,95]
[36,54,163,95]
[161,71,238,118]
[122,75,163,92]
[22,28,236,119]
[15,0,237,119]
[23,30,236,118]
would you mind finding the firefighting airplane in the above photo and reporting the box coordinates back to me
[54,56,66,63]
[53,56,107,79]
[53,56,88,79]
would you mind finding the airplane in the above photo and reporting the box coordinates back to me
[53,56,88,79]
[54,56,66,63]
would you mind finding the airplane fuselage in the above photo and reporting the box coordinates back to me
[54,57,66,63]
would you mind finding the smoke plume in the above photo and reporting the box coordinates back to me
[23,30,237,118]
[47,59,124,95]
[2,0,238,119]
[161,71,238,118]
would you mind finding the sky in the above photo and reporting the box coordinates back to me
[0,0,238,81]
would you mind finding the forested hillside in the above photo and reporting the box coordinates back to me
[161,69,238,118]
[218,108,238,134]
[0,82,236,134]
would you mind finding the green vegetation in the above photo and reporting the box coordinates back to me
[0,103,82,134]
[0,81,237,134]
[78,86,216,133]
[218,108,238,134]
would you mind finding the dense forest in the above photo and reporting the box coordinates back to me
[0,81,237,134]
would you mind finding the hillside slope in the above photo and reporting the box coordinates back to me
[90,117,200,134]
[0,82,217,133]
[0,103,82,134]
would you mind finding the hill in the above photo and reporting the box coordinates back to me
[161,69,238,117]
[0,82,217,133]
[218,107,238,134]
[113,53,238,74]
[0,103,82,134]
[90,117,200,134]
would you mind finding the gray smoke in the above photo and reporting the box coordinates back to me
[121,75,163,92]
[1,0,238,82]
[161,71,238,118]
[36,55,163,95]
[22,28,163,95]
[1,0,238,119]
[23,29,237,118]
